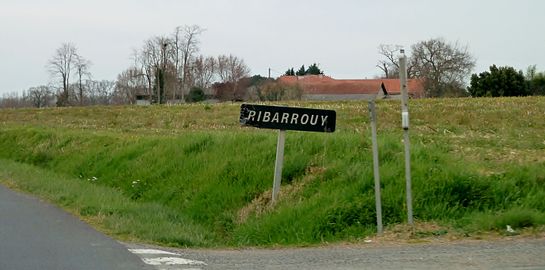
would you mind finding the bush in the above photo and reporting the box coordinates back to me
[186,87,206,102]
[257,82,302,101]
[468,65,529,97]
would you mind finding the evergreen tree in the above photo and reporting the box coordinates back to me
[529,73,545,95]
[284,64,325,76]
[296,65,306,76]
[468,65,529,97]
[306,63,323,75]
[284,68,295,76]
[185,87,206,102]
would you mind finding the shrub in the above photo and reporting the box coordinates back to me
[257,82,302,101]
[186,87,206,102]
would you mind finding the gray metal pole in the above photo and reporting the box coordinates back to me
[272,129,286,204]
[399,50,414,226]
[368,100,383,235]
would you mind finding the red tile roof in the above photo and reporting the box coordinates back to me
[278,75,425,97]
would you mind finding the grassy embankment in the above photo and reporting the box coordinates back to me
[1,97,544,247]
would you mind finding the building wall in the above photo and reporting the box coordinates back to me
[136,100,151,106]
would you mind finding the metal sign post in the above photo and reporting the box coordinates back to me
[399,50,414,226]
[272,130,286,204]
[368,100,383,235]
[240,104,336,204]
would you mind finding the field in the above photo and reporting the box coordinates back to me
[1,97,544,247]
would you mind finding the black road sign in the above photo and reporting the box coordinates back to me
[240,104,336,132]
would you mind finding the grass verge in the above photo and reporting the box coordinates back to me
[1,97,545,247]
[0,159,215,247]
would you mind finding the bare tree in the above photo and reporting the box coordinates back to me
[127,26,205,103]
[114,67,147,104]
[47,43,79,106]
[217,54,250,83]
[86,80,114,105]
[172,25,205,100]
[131,49,152,103]
[0,92,29,108]
[192,55,217,90]
[75,55,92,105]
[376,44,403,78]
[410,38,475,97]
[376,39,475,97]
[134,36,177,104]
[376,44,416,79]
[137,39,159,103]
[26,85,53,108]
[217,54,250,100]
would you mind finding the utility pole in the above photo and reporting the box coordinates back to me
[399,49,414,226]
[268,68,271,79]
[160,42,168,104]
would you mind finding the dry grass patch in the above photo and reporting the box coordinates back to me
[237,166,326,224]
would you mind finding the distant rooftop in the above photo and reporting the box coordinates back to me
[278,75,424,98]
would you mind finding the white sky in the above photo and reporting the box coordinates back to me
[1,0,544,95]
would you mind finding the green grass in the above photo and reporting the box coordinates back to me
[1,97,545,247]
[0,159,214,246]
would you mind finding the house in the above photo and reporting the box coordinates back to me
[278,75,425,101]
[135,93,151,106]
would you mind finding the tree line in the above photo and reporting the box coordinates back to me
[117,25,252,105]
[0,80,116,109]
[376,38,545,97]
[3,34,545,109]
[284,63,324,76]
[1,25,257,108]
[468,65,545,97]
[1,22,307,109]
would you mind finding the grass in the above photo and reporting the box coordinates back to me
[0,97,544,247]
[0,159,214,247]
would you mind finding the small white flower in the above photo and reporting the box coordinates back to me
[132,180,141,188]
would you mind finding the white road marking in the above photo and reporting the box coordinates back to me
[157,269,202,270]
[128,248,178,255]
[142,257,206,266]
[128,248,207,268]
[156,268,203,270]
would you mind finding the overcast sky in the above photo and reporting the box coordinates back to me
[1,0,544,95]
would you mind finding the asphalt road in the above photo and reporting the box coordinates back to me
[0,184,151,270]
[3,183,545,270]
[128,238,545,270]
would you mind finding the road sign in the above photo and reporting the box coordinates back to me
[239,103,336,204]
[240,104,336,133]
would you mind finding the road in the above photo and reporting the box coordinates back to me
[0,184,151,270]
[127,238,545,270]
[2,184,545,270]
